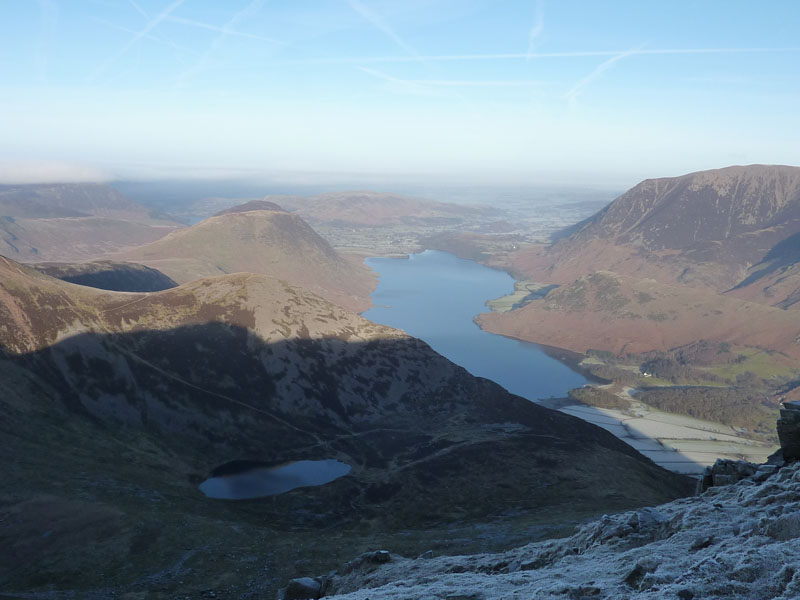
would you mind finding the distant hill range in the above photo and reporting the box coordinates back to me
[178,190,496,228]
[0,254,691,595]
[0,182,165,220]
[0,183,181,261]
[482,165,800,357]
[273,191,494,227]
[115,203,376,312]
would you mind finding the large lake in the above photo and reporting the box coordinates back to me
[363,250,587,401]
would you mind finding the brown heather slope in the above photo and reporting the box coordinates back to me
[513,165,800,293]
[115,208,375,312]
[477,271,800,360]
[729,265,800,309]
[482,166,800,359]
[0,183,182,262]
[0,255,692,597]
[726,231,800,309]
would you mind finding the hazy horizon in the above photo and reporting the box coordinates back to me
[2,1,799,187]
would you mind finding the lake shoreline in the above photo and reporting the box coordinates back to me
[363,250,589,401]
[470,316,607,387]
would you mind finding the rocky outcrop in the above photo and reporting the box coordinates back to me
[695,458,778,494]
[306,462,800,599]
[287,408,800,599]
[778,401,800,460]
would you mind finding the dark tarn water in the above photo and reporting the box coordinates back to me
[199,459,351,500]
[363,250,587,401]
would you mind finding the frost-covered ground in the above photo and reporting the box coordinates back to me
[322,462,800,599]
[559,402,776,474]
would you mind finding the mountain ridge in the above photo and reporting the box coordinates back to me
[513,164,800,293]
[114,208,375,312]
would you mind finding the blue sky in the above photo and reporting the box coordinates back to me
[2,0,799,186]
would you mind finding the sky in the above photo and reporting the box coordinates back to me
[2,0,800,187]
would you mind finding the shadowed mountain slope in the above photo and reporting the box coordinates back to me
[115,207,375,312]
[0,255,692,597]
[32,260,177,292]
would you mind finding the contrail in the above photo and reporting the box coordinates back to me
[165,15,285,45]
[127,0,149,20]
[565,47,641,106]
[348,0,420,59]
[174,0,271,89]
[526,0,545,59]
[408,79,551,87]
[92,17,200,60]
[357,66,443,96]
[89,0,186,82]
[359,67,549,88]
[286,46,800,65]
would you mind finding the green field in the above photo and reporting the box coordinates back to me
[486,280,555,313]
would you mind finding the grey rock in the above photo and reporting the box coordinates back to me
[689,534,714,551]
[712,473,734,486]
[765,512,800,541]
[373,550,391,563]
[282,577,321,600]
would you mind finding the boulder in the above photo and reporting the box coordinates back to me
[696,459,759,493]
[281,577,322,600]
[778,401,800,461]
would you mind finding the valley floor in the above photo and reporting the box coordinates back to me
[555,396,777,474]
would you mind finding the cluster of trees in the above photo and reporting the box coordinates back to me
[568,386,629,410]
[639,356,721,383]
[585,364,641,386]
[637,386,776,437]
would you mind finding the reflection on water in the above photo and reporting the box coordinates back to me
[199,459,351,500]
[363,250,587,400]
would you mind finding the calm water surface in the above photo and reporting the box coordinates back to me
[199,459,351,500]
[363,250,587,400]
